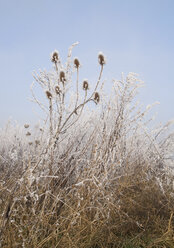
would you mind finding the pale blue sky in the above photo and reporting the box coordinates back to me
[0,0,174,126]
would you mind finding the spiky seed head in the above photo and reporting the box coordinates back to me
[35,140,40,146]
[51,50,59,63]
[45,90,52,99]
[94,92,100,103]
[98,52,106,66]
[59,70,66,83]
[26,131,31,136]
[83,79,89,90]
[55,85,61,95]
[74,57,80,69]
[24,124,29,129]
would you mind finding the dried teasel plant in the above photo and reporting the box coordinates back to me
[51,50,59,63]
[45,90,52,99]
[83,79,89,91]
[74,57,80,69]
[59,70,66,83]
[55,85,61,95]
[31,43,106,154]
[98,52,106,66]
[26,131,31,136]
[94,92,100,103]
[24,124,29,129]
[35,140,40,146]
[1,43,174,248]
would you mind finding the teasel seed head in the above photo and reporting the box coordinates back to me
[35,140,40,146]
[83,79,89,91]
[98,52,106,66]
[45,90,52,99]
[94,92,100,103]
[74,57,80,69]
[24,124,29,129]
[55,85,61,95]
[26,131,31,136]
[59,70,66,83]
[51,50,59,63]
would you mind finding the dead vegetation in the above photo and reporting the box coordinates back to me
[0,44,174,247]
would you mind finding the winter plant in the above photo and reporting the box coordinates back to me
[0,43,174,248]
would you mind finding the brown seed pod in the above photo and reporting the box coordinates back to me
[83,80,89,90]
[74,57,80,69]
[98,52,106,66]
[94,92,100,103]
[26,131,31,136]
[35,140,40,146]
[55,85,61,95]
[59,70,66,83]
[51,50,59,63]
[45,90,52,99]
[24,124,29,129]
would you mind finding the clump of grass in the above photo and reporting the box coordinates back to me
[0,44,174,247]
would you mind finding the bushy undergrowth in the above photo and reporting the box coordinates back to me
[0,43,174,247]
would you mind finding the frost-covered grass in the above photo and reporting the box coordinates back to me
[0,44,174,247]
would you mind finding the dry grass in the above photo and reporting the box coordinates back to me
[1,163,174,248]
[0,44,174,247]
